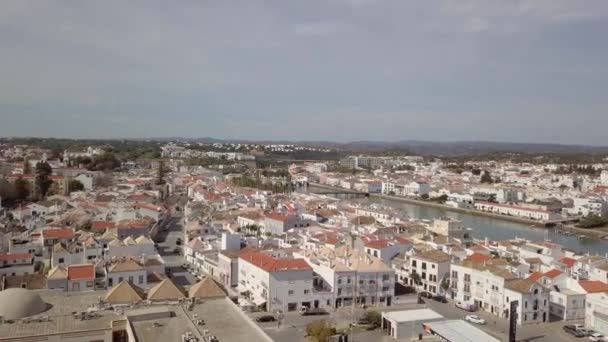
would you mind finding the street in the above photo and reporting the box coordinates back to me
[252,295,581,342]
[155,205,198,287]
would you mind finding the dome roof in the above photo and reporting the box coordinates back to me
[0,288,49,319]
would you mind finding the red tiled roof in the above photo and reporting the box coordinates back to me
[265,213,292,222]
[559,257,577,268]
[527,272,543,282]
[239,252,311,273]
[543,269,563,279]
[364,239,390,249]
[68,264,95,280]
[0,253,32,262]
[464,253,492,264]
[43,228,75,240]
[579,280,608,294]
[92,221,116,231]
[394,236,412,245]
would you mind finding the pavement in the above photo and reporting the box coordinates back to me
[155,203,198,287]
[252,295,581,342]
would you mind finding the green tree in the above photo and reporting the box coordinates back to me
[365,311,381,328]
[14,177,30,201]
[410,270,422,291]
[440,277,450,293]
[23,158,31,175]
[305,320,336,342]
[480,171,493,184]
[35,161,53,198]
[68,179,85,192]
[156,160,167,185]
[577,213,608,228]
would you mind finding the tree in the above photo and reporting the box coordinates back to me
[23,157,31,175]
[410,270,422,291]
[480,171,493,184]
[68,179,84,192]
[14,177,29,201]
[305,320,336,342]
[0,179,17,205]
[440,277,450,294]
[35,161,53,198]
[156,160,167,185]
[577,214,608,228]
[365,311,382,328]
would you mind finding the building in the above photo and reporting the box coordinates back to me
[238,251,313,313]
[504,278,550,325]
[398,249,451,296]
[422,320,501,342]
[0,252,34,276]
[381,308,444,340]
[263,213,310,235]
[475,202,561,221]
[296,246,396,309]
[586,291,608,334]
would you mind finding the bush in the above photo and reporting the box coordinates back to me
[365,311,381,328]
[577,214,608,228]
[306,320,336,342]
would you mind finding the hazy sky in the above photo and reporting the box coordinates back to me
[1,1,608,144]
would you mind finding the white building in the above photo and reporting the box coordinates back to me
[474,202,561,221]
[504,279,550,325]
[586,292,608,334]
[238,251,314,313]
[397,249,451,296]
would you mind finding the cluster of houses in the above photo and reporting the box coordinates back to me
[302,157,608,224]
[169,166,608,335]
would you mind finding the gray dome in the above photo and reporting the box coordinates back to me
[0,288,49,319]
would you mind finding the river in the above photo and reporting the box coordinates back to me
[302,186,608,254]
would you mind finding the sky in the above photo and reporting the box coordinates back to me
[1,0,608,145]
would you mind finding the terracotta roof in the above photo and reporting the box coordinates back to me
[559,257,577,268]
[414,249,451,263]
[364,239,390,249]
[579,280,608,294]
[68,264,95,280]
[543,269,563,279]
[147,279,186,301]
[92,221,116,231]
[464,253,492,265]
[189,277,226,299]
[107,259,144,273]
[527,272,543,282]
[0,252,32,262]
[104,281,145,304]
[240,252,312,273]
[43,228,74,240]
[506,278,539,294]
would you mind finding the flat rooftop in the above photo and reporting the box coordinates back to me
[382,308,443,323]
[423,320,501,342]
[0,290,117,341]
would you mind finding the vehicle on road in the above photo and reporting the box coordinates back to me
[455,300,477,312]
[563,325,586,338]
[589,333,606,341]
[255,315,276,323]
[432,295,448,303]
[419,292,433,299]
[465,315,486,325]
[300,307,328,316]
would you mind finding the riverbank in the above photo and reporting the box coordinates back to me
[308,183,548,227]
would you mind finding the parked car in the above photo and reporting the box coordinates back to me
[455,300,477,312]
[300,307,328,316]
[465,315,486,325]
[419,292,433,299]
[255,315,276,323]
[589,333,606,341]
[433,295,448,303]
[564,325,586,338]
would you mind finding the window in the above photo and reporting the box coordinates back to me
[382,274,390,281]
[338,289,342,296]
[411,260,417,267]
[304,289,310,295]
[464,274,471,282]
[108,278,113,287]
[86,281,94,288]
[382,286,389,292]
[288,290,294,296]
[58,257,65,263]
[139,275,144,284]
[118,277,123,283]
[432,264,435,269]
[129,276,134,283]
[452,271,458,278]
[422,262,427,270]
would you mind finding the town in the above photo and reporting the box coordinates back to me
[1,140,608,342]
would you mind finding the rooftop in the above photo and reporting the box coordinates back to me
[423,320,501,342]
[382,308,443,323]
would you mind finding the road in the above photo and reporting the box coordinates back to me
[155,203,198,287]
[253,296,580,342]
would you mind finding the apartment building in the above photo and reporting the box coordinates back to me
[397,249,451,295]
[474,202,560,221]
[450,258,518,316]
[586,292,608,334]
[295,246,395,309]
[0,252,34,276]
[238,251,314,313]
